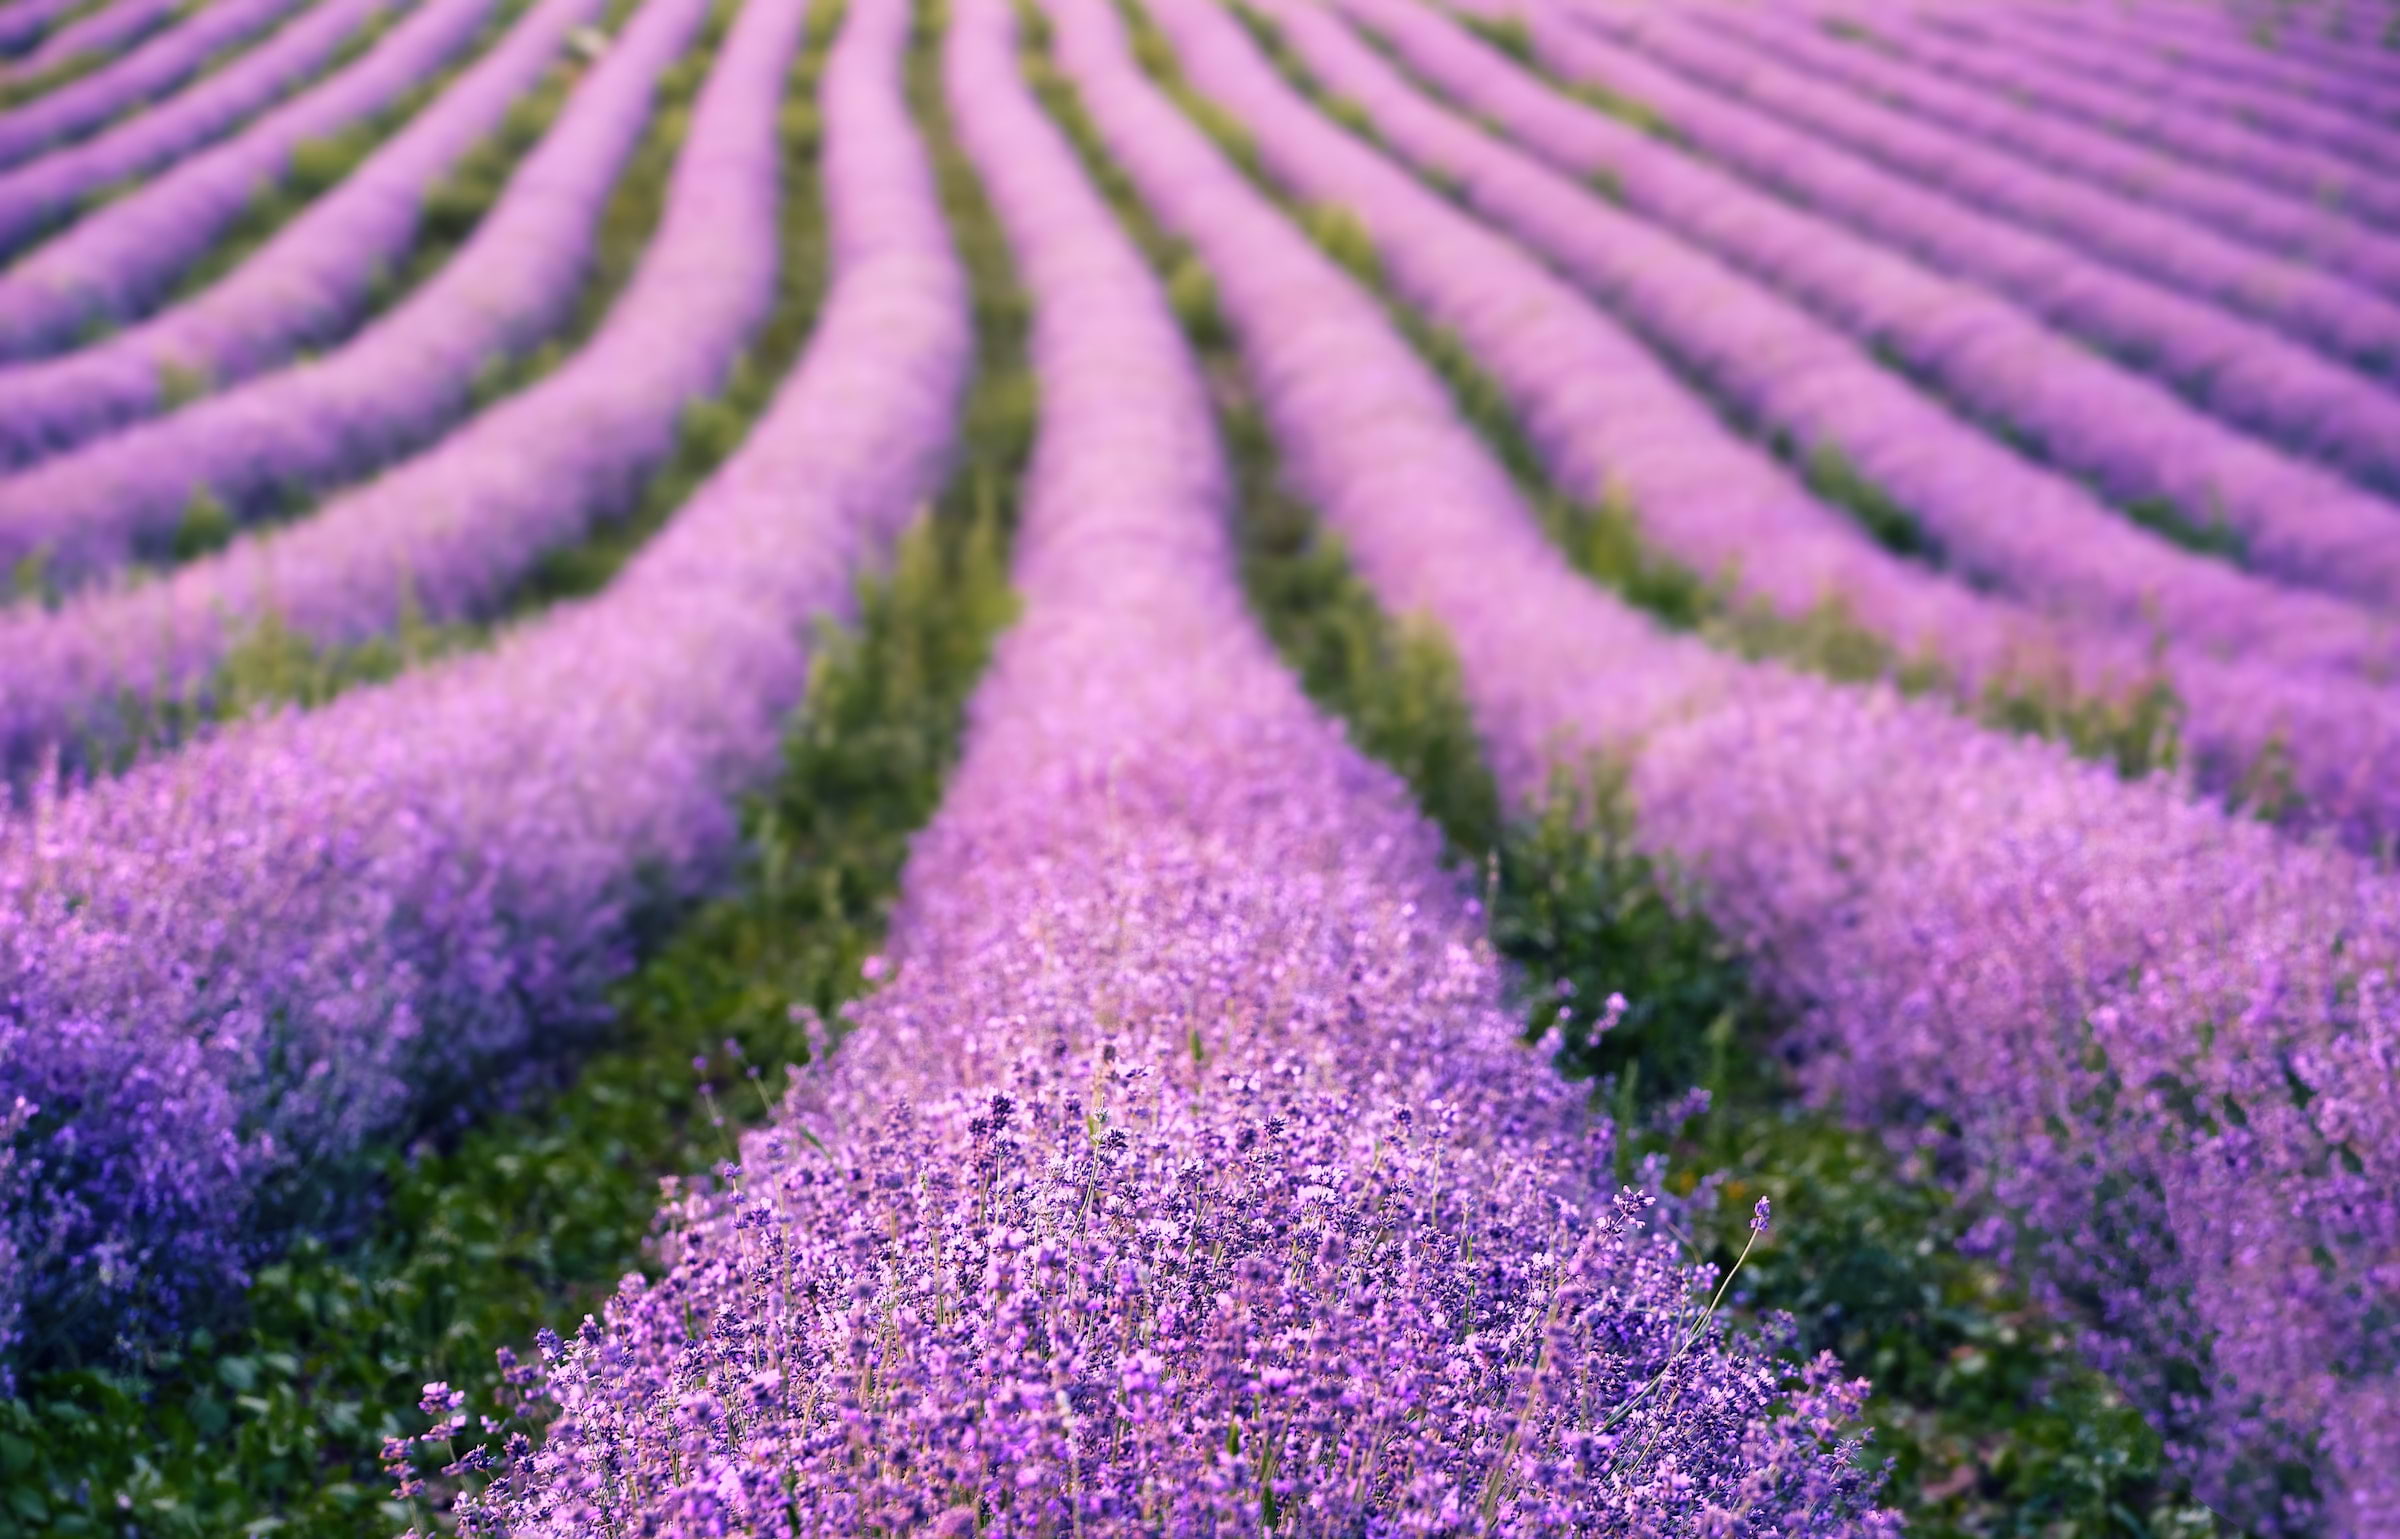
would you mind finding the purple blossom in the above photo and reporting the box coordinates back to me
[463,4,1892,1527]
[0,0,797,771]
[0,0,309,170]
[0,0,525,354]
[1062,1,2400,1528]
[0,0,965,1372]
[0,0,561,456]
[1536,0,2400,497]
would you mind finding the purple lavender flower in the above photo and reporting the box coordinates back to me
[462,6,1892,1527]
[0,0,309,169]
[0,0,531,353]
[0,0,965,1372]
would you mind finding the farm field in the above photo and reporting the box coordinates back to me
[0,0,2394,1529]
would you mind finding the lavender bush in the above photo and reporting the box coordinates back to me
[1940,1,2400,184]
[0,0,398,253]
[1172,0,2400,851]
[0,0,306,167]
[1335,0,2400,619]
[0,0,798,769]
[0,0,702,588]
[449,3,1893,1527]
[0,0,518,350]
[0,0,186,86]
[0,0,965,1377]
[1258,0,2398,681]
[0,0,602,466]
[1541,0,2400,495]
[1054,0,2400,1525]
[0,0,82,54]
[1693,4,2400,301]
[1834,4,2400,255]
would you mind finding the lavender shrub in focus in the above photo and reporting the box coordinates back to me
[452,3,1893,1529]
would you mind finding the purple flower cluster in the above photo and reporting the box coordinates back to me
[1544,1,2400,497]
[454,3,1892,1528]
[0,0,399,259]
[1835,4,2400,257]
[1694,4,2400,303]
[1176,0,2400,850]
[0,0,307,168]
[0,0,81,55]
[0,0,602,467]
[0,0,796,770]
[0,0,514,351]
[0,0,184,84]
[1339,0,2400,620]
[1940,0,2400,185]
[0,0,699,588]
[0,0,965,1376]
[1280,0,2395,681]
[1057,1,2400,1528]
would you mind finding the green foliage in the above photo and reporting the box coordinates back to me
[1459,12,1532,63]
[2123,493,2247,562]
[169,487,235,560]
[154,360,211,410]
[1298,200,1381,286]
[1804,440,1934,557]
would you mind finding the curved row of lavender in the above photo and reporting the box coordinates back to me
[0,0,186,83]
[0,0,791,773]
[1339,0,2400,619]
[0,0,80,54]
[2174,0,2400,84]
[459,1,1892,1527]
[1062,0,2400,1527]
[1832,2,2400,238]
[1546,0,2400,497]
[0,0,510,354]
[0,0,397,254]
[0,0,967,1374]
[0,0,692,589]
[1687,5,2400,305]
[0,0,307,167]
[1948,1,2400,177]
[2061,0,2400,112]
[0,0,602,468]
[1179,0,2400,852]
[1275,0,2397,681]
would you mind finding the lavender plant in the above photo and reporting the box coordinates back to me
[0,0,703,588]
[1053,0,2400,1524]
[445,6,1892,1530]
[0,0,525,350]
[0,0,968,1378]
[0,0,306,166]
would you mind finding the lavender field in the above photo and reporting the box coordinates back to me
[0,0,2394,1529]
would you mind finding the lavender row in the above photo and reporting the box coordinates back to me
[0,0,79,53]
[1349,0,2400,618]
[1689,5,2400,307]
[1833,2,2400,240]
[0,0,304,167]
[0,0,692,589]
[0,0,593,468]
[1965,0,2400,162]
[0,0,966,1377]
[2082,0,2400,101]
[0,0,511,355]
[1067,2,2400,1527]
[0,0,185,83]
[1186,0,2400,849]
[0,0,396,256]
[0,0,790,772]
[1547,2,2400,507]
[461,0,1888,1525]
[1306,0,2397,675]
